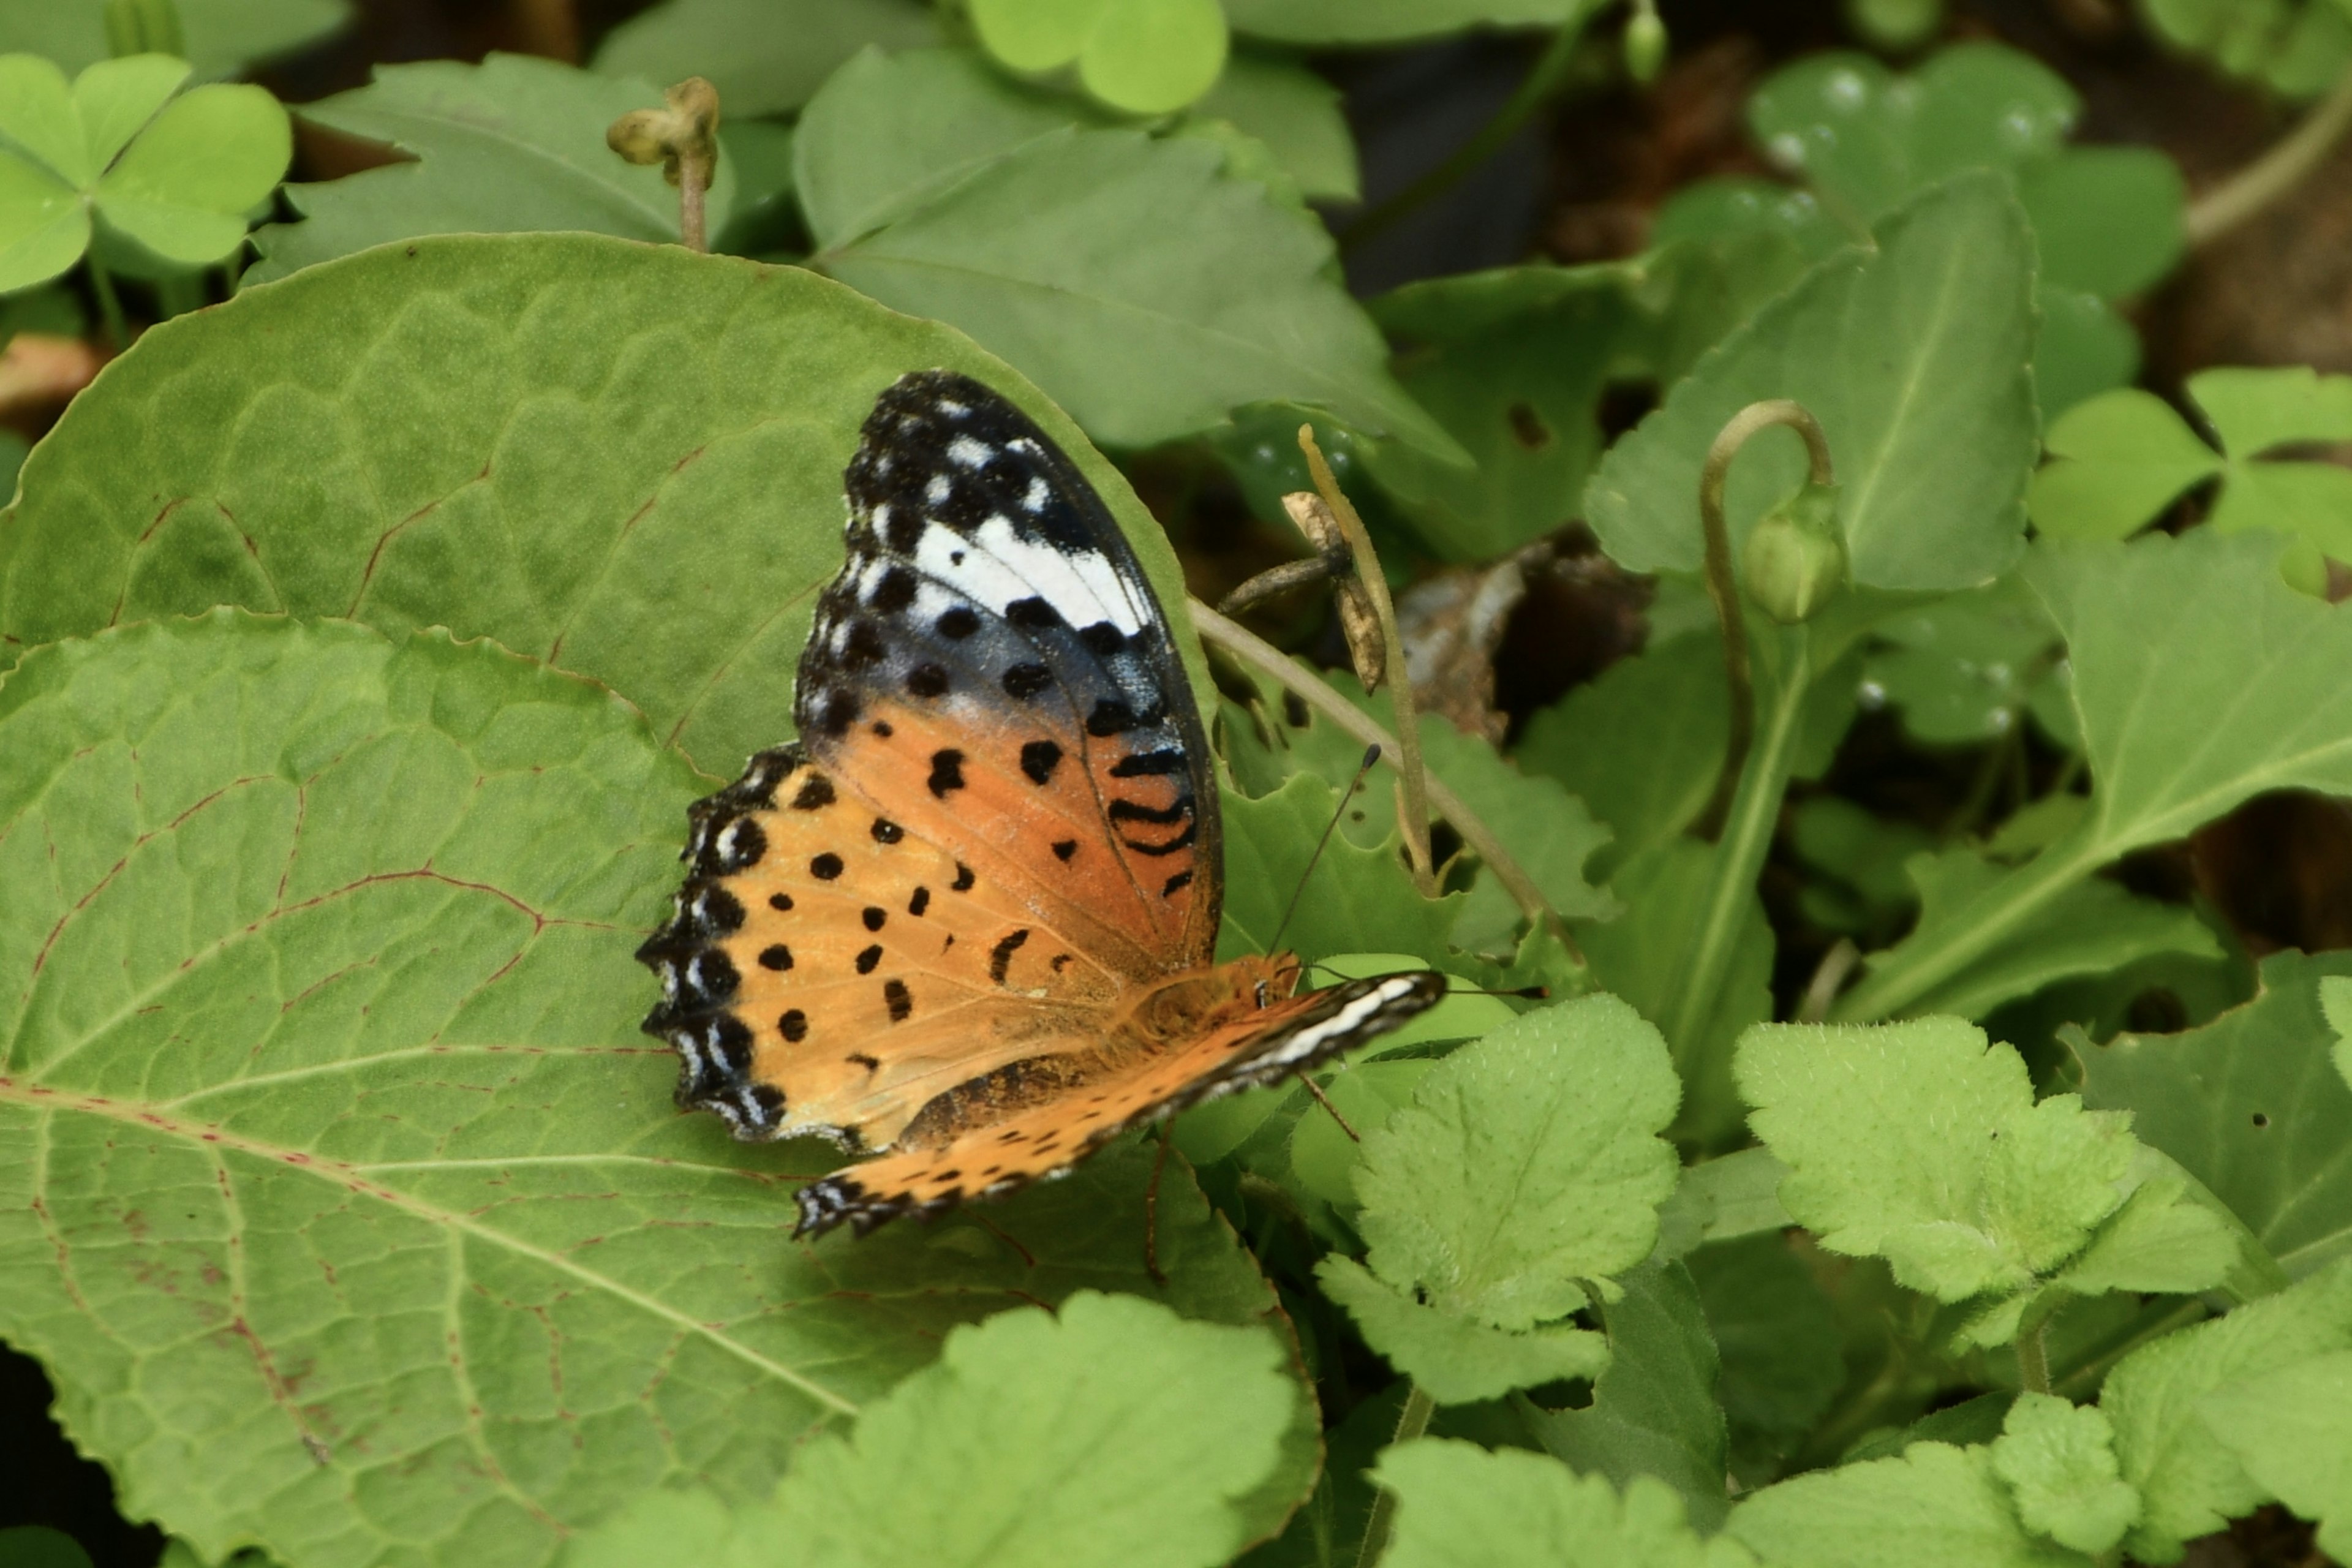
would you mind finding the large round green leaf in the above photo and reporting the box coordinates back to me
[0,231,1208,779]
[0,616,1288,1568]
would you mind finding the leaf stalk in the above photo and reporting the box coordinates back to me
[2185,58,2352,246]
[1354,1383,1435,1567]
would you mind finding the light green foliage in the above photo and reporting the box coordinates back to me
[2325,975,2352,1091]
[573,1294,1300,1568]
[1524,1262,1732,1526]
[2145,0,2352,97]
[1864,845,2220,1020]
[1585,175,2037,593]
[1374,1441,1755,1568]
[0,617,1285,1568]
[1727,1442,2085,1567]
[2100,1261,2352,1560]
[1687,1234,1845,1485]
[0,51,287,290]
[1735,43,2182,413]
[795,51,1452,456]
[1519,631,1726,876]
[1838,529,2352,1022]
[972,0,1228,115]
[1221,0,1593,44]
[1316,996,1681,1401]
[2197,1351,2352,1561]
[246,55,738,284]
[0,0,347,77]
[1735,1019,2233,1340]
[1317,1262,1611,1404]
[2027,369,2352,564]
[1790,797,1934,941]
[590,0,935,118]
[1191,54,1359,202]
[2082,951,2352,1277]
[1989,1393,2139,1554]
[0,233,1205,781]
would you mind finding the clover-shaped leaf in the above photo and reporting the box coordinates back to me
[0,51,288,290]
[1315,994,1680,1402]
[1735,1017,2236,1344]
[972,0,1229,115]
[2027,368,2352,563]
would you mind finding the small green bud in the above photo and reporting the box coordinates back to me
[1623,4,1667,85]
[1743,480,1846,624]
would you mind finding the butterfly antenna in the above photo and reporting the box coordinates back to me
[1267,744,1382,956]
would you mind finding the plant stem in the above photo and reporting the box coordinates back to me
[1694,399,1836,838]
[1354,1384,1436,1567]
[2016,1320,2052,1396]
[1297,428,1438,898]
[1796,938,1860,1023]
[86,255,130,352]
[2185,59,2352,246]
[1340,7,1597,250]
[1662,624,1814,1056]
[1189,598,1564,938]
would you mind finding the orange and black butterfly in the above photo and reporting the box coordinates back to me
[636,371,1444,1237]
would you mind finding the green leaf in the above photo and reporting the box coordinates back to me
[1218,772,1462,969]
[2196,1351,2352,1561]
[1524,1261,1733,1528]
[571,1293,1301,1568]
[2027,369,2352,552]
[1584,840,1772,1148]
[1337,993,1681,1329]
[1790,797,1935,940]
[247,56,734,284]
[1734,1017,2224,1327]
[1518,631,1726,878]
[1190,53,1357,202]
[1727,1442,2086,1568]
[1584,173,2037,593]
[1373,1441,1755,1568]
[2099,1260,2352,1561]
[2325,975,2352,1092]
[810,121,1459,455]
[1318,1259,1611,1404]
[1988,1393,2139,1555]
[0,138,85,293]
[1687,1234,1845,1485]
[0,1529,93,1568]
[0,0,349,78]
[1079,0,1230,114]
[1837,529,2352,1022]
[94,80,288,268]
[1858,573,2062,747]
[0,616,1286,1568]
[2081,950,2352,1278]
[1220,0,1590,45]
[1863,846,2220,1021]
[794,47,1107,250]
[2143,0,2352,97]
[590,0,935,118]
[0,232,1204,783]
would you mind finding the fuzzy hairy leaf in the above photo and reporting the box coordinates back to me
[571,1293,1302,1568]
[2196,1351,2352,1561]
[1317,1260,1610,1404]
[0,616,1286,1568]
[1727,1442,2084,1568]
[1374,1441,1755,1568]
[0,232,1205,782]
[1989,1393,2139,1555]
[1585,173,2037,592]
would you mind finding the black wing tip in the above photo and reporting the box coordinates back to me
[793,1174,958,1240]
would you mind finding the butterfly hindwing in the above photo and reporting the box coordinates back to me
[794,372,1218,981]
[793,971,1449,1236]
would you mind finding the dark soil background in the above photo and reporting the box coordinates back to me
[4,2,2346,1563]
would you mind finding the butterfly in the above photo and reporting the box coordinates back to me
[636,370,1446,1238]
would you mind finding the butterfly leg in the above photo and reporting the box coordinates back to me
[1143,1125,1174,1289]
[1298,1074,1362,1142]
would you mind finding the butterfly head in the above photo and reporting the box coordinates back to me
[1126,952,1303,1043]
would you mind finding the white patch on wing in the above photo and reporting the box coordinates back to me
[971,513,1147,632]
[925,473,951,503]
[1022,477,1050,513]
[1262,978,1427,1066]
[948,435,994,469]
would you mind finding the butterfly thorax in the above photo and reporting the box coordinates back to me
[1121,955,1303,1048]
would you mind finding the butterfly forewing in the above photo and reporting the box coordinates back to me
[794,371,1219,979]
